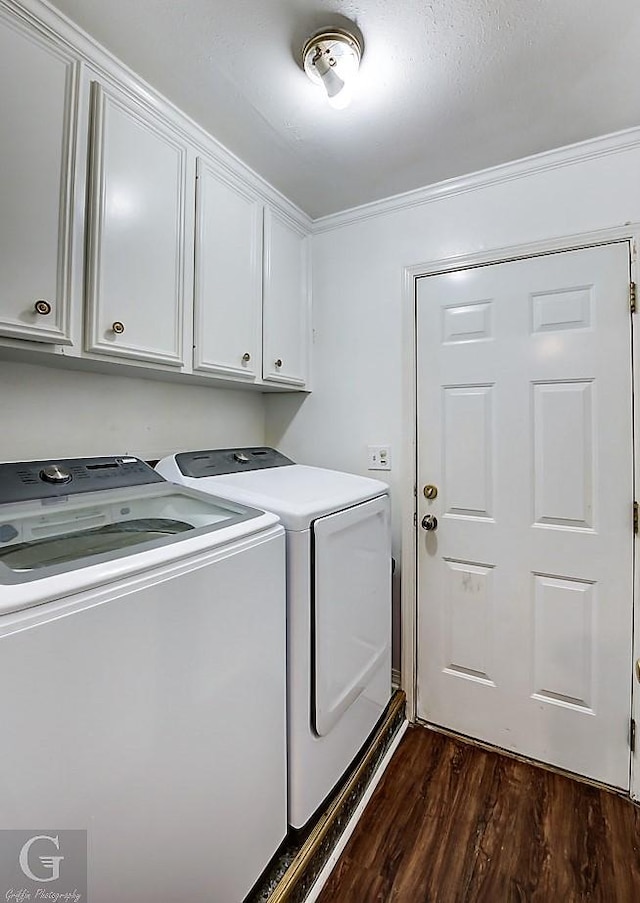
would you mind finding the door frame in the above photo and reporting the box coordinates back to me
[400,223,640,796]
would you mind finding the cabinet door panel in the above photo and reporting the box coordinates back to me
[0,13,77,344]
[263,209,308,387]
[193,159,261,379]
[86,83,187,366]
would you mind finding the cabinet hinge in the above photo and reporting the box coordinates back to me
[634,501,639,534]
[631,718,636,753]
[631,282,637,314]
[413,511,417,528]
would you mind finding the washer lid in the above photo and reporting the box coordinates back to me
[161,464,389,531]
[0,482,275,586]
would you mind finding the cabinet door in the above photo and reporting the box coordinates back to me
[263,208,309,387]
[193,158,262,379]
[85,82,187,366]
[0,12,78,344]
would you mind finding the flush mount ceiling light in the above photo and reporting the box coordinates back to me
[302,27,363,110]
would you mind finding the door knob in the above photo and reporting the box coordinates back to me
[421,514,438,532]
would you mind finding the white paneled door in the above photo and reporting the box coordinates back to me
[416,243,634,789]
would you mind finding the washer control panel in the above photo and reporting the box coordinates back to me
[176,447,294,478]
[0,456,165,504]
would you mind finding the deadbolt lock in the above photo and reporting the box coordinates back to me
[423,484,438,500]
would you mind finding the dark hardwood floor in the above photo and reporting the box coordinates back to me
[316,725,640,903]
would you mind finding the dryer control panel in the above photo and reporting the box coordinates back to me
[0,456,164,504]
[175,447,294,478]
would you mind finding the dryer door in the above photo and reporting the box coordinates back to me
[312,495,392,737]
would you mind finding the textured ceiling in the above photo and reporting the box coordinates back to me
[49,0,640,218]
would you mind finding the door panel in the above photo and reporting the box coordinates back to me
[533,380,593,527]
[443,385,494,517]
[416,243,634,789]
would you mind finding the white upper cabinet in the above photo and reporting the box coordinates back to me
[85,82,188,367]
[0,3,311,390]
[193,157,262,380]
[263,208,309,387]
[0,11,78,344]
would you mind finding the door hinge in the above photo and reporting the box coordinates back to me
[631,282,636,314]
[413,511,417,528]
[634,501,638,534]
[631,718,636,753]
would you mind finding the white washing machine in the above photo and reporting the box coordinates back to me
[0,455,286,902]
[156,447,392,829]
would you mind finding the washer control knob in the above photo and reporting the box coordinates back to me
[233,452,250,464]
[40,464,72,484]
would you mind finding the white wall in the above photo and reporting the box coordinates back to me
[0,360,265,462]
[265,135,640,669]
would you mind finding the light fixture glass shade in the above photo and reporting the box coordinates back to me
[312,50,345,98]
[303,28,362,109]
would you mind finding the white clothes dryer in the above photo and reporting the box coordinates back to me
[0,455,286,902]
[156,447,392,829]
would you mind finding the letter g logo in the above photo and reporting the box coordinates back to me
[19,834,64,882]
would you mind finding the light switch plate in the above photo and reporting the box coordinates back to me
[367,445,391,470]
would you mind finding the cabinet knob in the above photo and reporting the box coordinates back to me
[275,358,283,368]
[242,352,251,362]
[34,299,52,316]
[111,321,125,335]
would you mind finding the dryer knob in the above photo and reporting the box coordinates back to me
[233,452,250,464]
[40,464,72,484]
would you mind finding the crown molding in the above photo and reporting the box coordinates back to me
[312,126,640,234]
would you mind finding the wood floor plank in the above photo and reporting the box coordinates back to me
[316,726,640,903]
